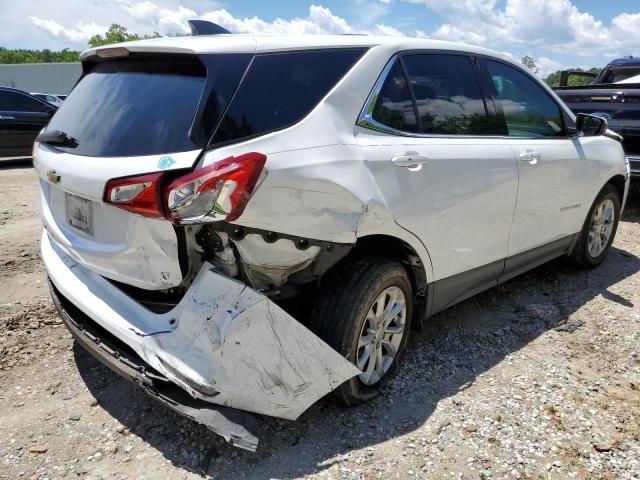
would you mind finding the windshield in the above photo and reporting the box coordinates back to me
[46,54,250,157]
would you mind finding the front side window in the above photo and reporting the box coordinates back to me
[0,91,48,112]
[484,59,564,137]
[402,54,491,135]
[212,48,367,145]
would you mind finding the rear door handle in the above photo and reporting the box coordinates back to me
[0,115,16,120]
[391,153,430,172]
[519,150,541,165]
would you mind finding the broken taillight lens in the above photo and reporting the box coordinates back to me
[164,152,266,225]
[102,153,266,224]
[103,172,164,217]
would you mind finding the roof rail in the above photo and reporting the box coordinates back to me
[188,20,231,36]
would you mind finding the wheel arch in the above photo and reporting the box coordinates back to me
[341,234,431,320]
[606,174,626,202]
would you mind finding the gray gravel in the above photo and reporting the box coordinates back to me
[1,165,639,480]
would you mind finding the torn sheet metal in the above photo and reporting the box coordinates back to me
[144,265,361,419]
[44,235,360,421]
[49,279,260,451]
[231,233,321,288]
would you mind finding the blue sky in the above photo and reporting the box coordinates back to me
[1,0,639,76]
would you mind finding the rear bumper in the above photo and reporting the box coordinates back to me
[50,280,260,451]
[42,229,359,442]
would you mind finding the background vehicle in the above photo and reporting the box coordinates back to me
[0,86,56,159]
[554,56,640,177]
[31,92,64,107]
[35,27,628,450]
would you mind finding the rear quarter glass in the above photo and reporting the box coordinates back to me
[45,54,251,157]
[211,48,367,146]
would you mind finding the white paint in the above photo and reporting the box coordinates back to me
[38,34,629,422]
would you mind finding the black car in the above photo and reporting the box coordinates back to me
[553,56,640,177]
[0,87,57,159]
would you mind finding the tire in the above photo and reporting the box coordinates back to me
[309,256,413,406]
[570,183,620,269]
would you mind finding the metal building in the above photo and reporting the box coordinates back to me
[0,62,82,95]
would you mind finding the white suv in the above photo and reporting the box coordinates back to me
[34,29,629,450]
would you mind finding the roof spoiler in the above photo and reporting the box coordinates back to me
[188,20,231,36]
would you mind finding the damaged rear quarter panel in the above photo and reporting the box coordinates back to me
[227,144,389,242]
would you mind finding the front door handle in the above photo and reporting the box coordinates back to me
[0,115,16,120]
[519,150,541,165]
[391,153,430,172]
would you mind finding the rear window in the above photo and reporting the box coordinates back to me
[211,48,366,145]
[600,67,640,84]
[46,54,250,157]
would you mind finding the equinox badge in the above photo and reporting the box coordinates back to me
[47,170,61,184]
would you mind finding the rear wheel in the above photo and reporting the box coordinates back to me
[570,184,620,269]
[309,256,413,406]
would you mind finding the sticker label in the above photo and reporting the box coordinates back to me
[158,156,176,169]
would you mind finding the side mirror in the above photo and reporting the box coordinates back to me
[575,113,607,136]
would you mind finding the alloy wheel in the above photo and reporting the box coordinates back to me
[356,286,407,386]
[588,197,615,258]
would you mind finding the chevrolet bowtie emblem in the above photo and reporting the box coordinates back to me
[47,170,61,184]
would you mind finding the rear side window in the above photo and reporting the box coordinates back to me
[371,61,418,132]
[402,54,491,135]
[0,91,49,112]
[45,54,250,157]
[211,48,366,145]
[484,59,564,137]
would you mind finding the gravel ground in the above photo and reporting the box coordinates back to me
[1,163,639,480]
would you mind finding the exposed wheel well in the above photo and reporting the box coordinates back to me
[607,174,626,201]
[350,234,428,301]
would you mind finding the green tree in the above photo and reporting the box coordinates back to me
[521,55,539,74]
[88,24,160,48]
[543,67,601,87]
[0,47,81,63]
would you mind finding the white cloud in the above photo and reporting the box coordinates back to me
[17,0,640,75]
[27,2,409,47]
[408,0,640,58]
[116,0,196,34]
[29,17,105,43]
[535,56,564,78]
[201,5,355,35]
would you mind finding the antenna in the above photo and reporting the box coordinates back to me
[188,20,231,36]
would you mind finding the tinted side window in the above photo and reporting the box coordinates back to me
[371,60,418,132]
[0,91,47,112]
[403,54,491,135]
[212,48,366,145]
[484,59,564,137]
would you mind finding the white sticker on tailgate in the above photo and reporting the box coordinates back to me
[65,193,94,235]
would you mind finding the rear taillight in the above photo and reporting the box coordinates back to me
[164,152,266,225]
[102,153,266,224]
[103,172,164,217]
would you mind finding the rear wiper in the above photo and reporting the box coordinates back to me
[36,130,78,147]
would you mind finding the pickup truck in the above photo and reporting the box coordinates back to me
[554,56,640,177]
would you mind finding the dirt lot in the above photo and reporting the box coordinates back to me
[1,162,639,480]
